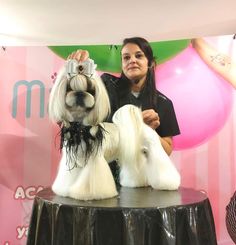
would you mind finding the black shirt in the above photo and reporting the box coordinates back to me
[101,73,180,137]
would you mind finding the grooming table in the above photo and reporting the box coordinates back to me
[27,187,217,245]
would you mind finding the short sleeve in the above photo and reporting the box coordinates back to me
[156,97,180,137]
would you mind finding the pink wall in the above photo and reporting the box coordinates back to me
[0,43,235,244]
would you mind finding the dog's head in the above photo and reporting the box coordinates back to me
[48,64,110,126]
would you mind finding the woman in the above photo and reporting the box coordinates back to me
[69,37,180,155]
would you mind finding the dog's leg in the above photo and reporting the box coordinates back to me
[52,148,82,197]
[112,105,148,187]
[143,125,181,190]
[68,151,118,200]
[101,123,147,187]
[104,123,148,187]
[101,123,120,162]
[119,164,148,187]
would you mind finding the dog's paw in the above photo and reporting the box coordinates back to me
[119,167,148,188]
[149,173,181,190]
[52,184,70,197]
[68,184,118,201]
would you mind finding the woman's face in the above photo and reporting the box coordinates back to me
[121,43,149,82]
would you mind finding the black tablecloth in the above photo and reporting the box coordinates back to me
[27,187,217,245]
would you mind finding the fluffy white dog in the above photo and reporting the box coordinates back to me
[48,59,180,201]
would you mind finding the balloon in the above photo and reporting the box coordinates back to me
[48,39,190,72]
[156,47,234,150]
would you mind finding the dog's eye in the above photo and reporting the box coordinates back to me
[142,148,148,157]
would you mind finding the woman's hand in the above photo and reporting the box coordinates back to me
[142,109,160,130]
[142,109,173,155]
[67,50,89,62]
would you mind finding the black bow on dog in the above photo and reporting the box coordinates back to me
[60,122,105,169]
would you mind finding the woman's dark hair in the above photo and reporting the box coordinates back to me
[122,37,156,68]
[119,37,157,108]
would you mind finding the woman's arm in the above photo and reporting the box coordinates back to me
[160,136,173,156]
[192,38,236,89]
[142,109,173,155]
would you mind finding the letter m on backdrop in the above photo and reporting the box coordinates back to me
[12,80,45,118]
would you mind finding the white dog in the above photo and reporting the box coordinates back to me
[48,59,180,201]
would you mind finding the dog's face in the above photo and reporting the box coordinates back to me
[64,75,96,121]
[49,68,111,125]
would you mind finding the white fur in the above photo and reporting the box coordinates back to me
[142,124,181,190]
[49,61,181,201]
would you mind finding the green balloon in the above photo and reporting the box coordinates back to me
[48,39,190,72]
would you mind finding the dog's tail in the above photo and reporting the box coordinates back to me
[112,104,144,172]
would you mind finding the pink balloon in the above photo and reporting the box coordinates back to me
[156,46,234,150]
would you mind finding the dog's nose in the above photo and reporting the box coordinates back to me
[66,91,95,109]
[75,92,87,107]
[75,92,95,109]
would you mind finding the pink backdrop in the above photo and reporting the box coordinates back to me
[0,39,235,244]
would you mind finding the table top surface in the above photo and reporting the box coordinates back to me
[36,187,208,209]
